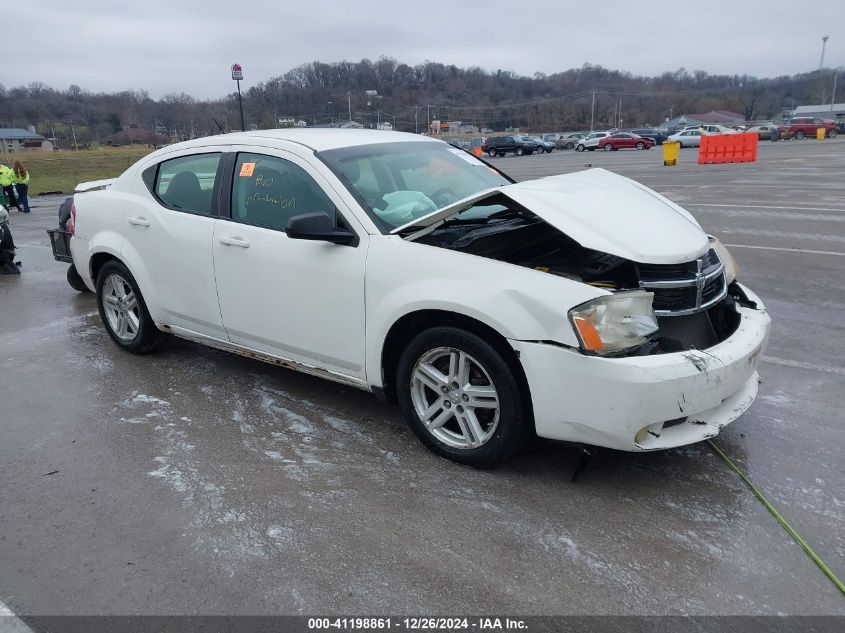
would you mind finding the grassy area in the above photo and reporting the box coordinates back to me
[2,146,156,196]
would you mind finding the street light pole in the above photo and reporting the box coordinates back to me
[590,90,596,132]
[819,35,829,70]
[346,92,352,122]
[236,80,245,131]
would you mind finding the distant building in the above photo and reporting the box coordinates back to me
[0,127,52,153]
[278,118,308,128]
[791,103,845,123]
[663,110,746,129]
[377,122,393,131]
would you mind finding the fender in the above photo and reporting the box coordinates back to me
[364,238,605,388]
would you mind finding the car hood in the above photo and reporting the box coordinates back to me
[395,168,709,265]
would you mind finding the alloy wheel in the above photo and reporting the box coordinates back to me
[410,347,500,449]
[102,273,140,342]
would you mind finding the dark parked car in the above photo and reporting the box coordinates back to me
[481,135,538,157]
[627,128,668,145]
[524,135,555,153]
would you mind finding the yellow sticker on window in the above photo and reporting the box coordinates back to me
[239,162,256,177]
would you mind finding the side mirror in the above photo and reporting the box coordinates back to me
[285,212,358,246]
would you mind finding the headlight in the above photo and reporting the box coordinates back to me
[709,236,740,284]
[569,291,658,355]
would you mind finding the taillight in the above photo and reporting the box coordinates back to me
[67,203,76,235]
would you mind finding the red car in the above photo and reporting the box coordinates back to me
[596,132,655,151]
[781,117,838,139]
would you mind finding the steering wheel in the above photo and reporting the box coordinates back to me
[429,187,457,207]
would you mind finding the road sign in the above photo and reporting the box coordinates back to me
[231,63,243,81]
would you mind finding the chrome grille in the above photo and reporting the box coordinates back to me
[638,249,727,316]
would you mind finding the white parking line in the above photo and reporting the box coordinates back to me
[0,601,34,633]
[714,227,845,244]
[762,355,845,377]
[686,203,845,212]
[725,244,845,256]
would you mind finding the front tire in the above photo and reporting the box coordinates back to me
[96,260,169,354]
[795,130,805,139]
[829,129,838,138]
[636,142,646,150]
[396,327,529,467]
[515,147,524,156]
[603,144,613,152]
[575,144,584,152]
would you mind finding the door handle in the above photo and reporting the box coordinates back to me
[128,216,150,227]
[218,236,250,248]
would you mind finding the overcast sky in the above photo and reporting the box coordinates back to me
[12,0,844,99]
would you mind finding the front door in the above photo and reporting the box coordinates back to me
[212,149,368,381]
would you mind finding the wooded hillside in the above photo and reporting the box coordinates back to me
[1,58,839,144]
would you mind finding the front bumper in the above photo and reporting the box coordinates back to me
[511,283,771,451]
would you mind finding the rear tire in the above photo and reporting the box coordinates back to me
[636,142,646,150]
[515,147,524,156]
[96,260,170,354]
[396,326,529,467]
[575,144,584,152]
[603,144,613,152]
[829,129,838,138]
[487,148,497,157]
[795,130,805,139]
[66,265,90,293]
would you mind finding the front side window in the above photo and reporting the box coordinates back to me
[319,141,511,232]
[231,153,336,231]
[155,153,221,215]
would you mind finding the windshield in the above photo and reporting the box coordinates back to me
[318,141,512,232]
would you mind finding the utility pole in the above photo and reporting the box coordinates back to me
[618,99,622,129]
[832,70,838,109]
[590,90,596,131]
[346,92,352,122]
[414,107,419,134]
[819,35,829,70]
[427,104,431,134]
[69,120,78,150]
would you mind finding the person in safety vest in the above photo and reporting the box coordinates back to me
[0,164,22,213]
[12,161,30,213]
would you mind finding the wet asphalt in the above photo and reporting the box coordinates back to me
[0,138,843,616]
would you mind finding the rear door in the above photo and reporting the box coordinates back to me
[122,149,226,339]
[212,147,368,380]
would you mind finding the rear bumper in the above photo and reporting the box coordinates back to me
[68,235,96,292]
[511,283,770,451]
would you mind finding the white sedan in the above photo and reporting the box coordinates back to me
[667,129,712,147]
[67,130,770,466]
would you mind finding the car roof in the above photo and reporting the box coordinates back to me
[158,129,438,153]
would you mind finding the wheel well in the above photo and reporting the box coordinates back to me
[380,310,533,419]
[89,252,120,284]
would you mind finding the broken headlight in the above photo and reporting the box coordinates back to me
[709,236,740,284]
[569,291,658,355]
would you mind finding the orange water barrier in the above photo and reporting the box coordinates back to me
[698,132,758,164]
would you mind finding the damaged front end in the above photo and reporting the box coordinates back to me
[409,190,747,357]
[394,168,771,451]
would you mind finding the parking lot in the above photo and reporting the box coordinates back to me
[1,138,843,616]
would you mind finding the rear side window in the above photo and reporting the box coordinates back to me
[155,153,221,216]
[231,152,336,231]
